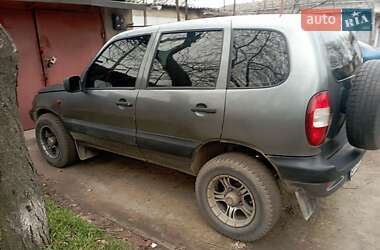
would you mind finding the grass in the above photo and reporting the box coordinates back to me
[46,200,128,250]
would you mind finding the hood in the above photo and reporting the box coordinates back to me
[38,84,65,94]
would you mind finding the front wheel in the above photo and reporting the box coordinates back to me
[35,113,78,168]
[195,152,281,242]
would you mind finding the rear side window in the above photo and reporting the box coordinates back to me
[229,29,290,88]
[85,35,150,89]
[148,31,223,88]
[320,32,362,80]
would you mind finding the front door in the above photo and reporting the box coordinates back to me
[136,29,229,174]
[62,35,152,159]
[35,9,104,86]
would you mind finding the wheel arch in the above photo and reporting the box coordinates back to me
[35,108,61,121]
[191,140,281,179]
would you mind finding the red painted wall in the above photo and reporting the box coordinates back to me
[35,9,104,86]
[0,9,45,130]
[0,3,105,130]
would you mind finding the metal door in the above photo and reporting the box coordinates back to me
[135,25,231,174]
[35,10,104,86]
[61,35,154,160]
[62,89,142,159]
[0,9,45,130]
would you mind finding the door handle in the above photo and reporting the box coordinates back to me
[116,99,133,107]
[191,103,216,114]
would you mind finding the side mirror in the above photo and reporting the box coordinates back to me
[63,76,81,93]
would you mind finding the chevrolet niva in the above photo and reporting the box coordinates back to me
[31,15,380,241]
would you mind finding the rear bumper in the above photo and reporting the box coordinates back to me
[269,143,365,197]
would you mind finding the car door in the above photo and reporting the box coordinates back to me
[135,23,230,174]
[62,34,153,160]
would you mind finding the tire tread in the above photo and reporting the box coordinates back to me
[196,152,281,242]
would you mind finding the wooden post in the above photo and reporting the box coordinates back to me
[185,0,188,20]
[0,25,50,250]
[280,0,284,15]
[176,0,180,21]
[143,7,147,26]
[233,0,236,16]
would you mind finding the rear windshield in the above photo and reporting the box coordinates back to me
[320,32,362,80]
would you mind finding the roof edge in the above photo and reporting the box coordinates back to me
[16,0,146,10]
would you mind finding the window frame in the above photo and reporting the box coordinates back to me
[144,28,225,90]
[227,28,291,89]
[82,34,152,91]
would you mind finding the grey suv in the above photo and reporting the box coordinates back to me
[31,15,380,241]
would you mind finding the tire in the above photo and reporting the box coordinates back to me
[346,60,380,150]
[35,113,78,167]
[195,152,281,242]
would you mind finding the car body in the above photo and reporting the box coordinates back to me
[31,14,370,241]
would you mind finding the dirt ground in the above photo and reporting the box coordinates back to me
[26,132,380,250]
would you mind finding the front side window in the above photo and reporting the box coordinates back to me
[229,30,290,88]
[148,31,223,88]
[86,35,150,89]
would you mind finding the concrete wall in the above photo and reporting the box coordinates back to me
[101,7,203,39]
[132,7,203,27]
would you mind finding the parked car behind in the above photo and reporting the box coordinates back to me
[358,41,380,62]
[31,15,380,242]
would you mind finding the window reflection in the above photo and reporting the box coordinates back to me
[86,35,150,89]
[321,32,361,80]
[148,31,223,88]
[229,30,289,88]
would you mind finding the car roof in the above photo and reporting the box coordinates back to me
[110,14,301,41]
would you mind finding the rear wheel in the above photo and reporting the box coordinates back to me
[346,60,380,150]
[35,113,78,167]
[195,152,281,242]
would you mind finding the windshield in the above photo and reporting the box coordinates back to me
[320,32,362,80]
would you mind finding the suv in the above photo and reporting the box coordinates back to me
[31,15,380,242]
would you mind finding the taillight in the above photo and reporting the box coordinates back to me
[305,91,331,146]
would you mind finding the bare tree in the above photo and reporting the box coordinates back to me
[0,25,50,249]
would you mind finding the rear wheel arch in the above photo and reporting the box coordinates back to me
[191,141,280,178]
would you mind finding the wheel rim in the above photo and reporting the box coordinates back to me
[39,126,60,159]
[207,175,256,228]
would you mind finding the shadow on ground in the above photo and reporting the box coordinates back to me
[28,142,380,250]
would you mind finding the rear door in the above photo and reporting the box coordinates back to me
[62,35,152,159]
[135,24,230,174]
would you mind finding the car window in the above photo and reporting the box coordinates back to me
[229,29,290,88]
[148,31,223,88]
[320,32,362,80]
[85,35,150,89]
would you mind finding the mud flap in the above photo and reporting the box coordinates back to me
[295,189,318,221]
[75,141,98,160]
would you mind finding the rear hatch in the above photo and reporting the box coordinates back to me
[319,32,363,156]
